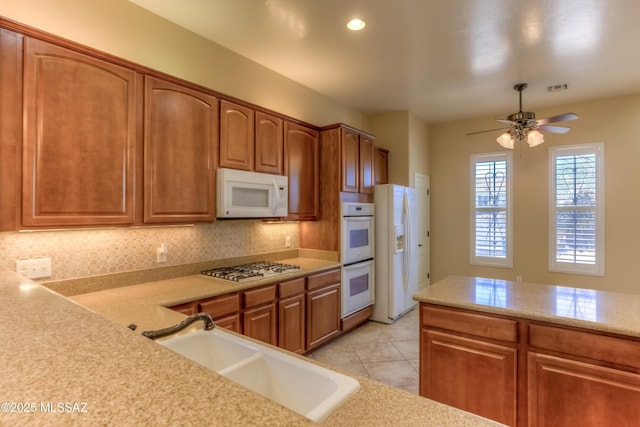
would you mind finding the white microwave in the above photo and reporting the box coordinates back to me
[217,168,288,218]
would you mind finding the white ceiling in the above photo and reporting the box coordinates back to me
[130,0,640,124]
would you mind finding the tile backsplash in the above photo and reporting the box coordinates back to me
[0,220,299,282]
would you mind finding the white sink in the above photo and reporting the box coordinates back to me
[161,328,359,422]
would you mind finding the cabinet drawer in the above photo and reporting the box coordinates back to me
[529,323,640,369]
[422,305,518,343]
[168,302,196,316]
[244,285,277,308]
[199,293,240,318]
[279,278,305,298]
[307,269,341,291]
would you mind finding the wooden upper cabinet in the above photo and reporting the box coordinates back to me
[373,147,389,185]
[341,128,360,193]
[284,121,319,221]
[334,125,376,195]
[143,76,218,223]
[255,111,284,175]
[0,29,22,231]
[22,38,140,227]
[219,100,254,171]
[359,136,374,194]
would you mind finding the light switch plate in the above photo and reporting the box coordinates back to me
[16,258,52,279]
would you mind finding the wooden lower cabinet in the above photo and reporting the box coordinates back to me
[528,352,640,427]
[278,278,306,354]
[306,270,341,351]
[243,303,277,346]
[198,293,241,333]
[278,294,305,354]
[421,329,517,426]
[243,285,278,346]
[420,302,640,427]
[168,302,196,316]
[168,269,341,353]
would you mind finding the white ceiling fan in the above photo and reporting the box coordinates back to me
[467,83,579,149]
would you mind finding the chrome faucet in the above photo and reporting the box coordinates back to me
[141,312,215,340]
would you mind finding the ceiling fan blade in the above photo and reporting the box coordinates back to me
[496,119,515,125]
[536,113,578,125]
[466,127,509,136]
[537,125,571,134]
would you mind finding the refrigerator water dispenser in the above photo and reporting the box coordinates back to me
[394,223,405,252]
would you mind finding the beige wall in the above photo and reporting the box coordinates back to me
[409,113,430,183]
[371,111,430,187]
[371,111,410,186]
[0,0,370,130]
[429,92,640,294]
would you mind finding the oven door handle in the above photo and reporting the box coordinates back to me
[342,259,374,269]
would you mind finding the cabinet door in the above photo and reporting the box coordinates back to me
[359,136,374,194]
[219,100,254,170]
[341,128,359,193]
[421,329,517,426]
[0,29,22,231]
[255,111,283,175]
[307,282,341,351]
[214,315,242,333]
[373,147,389,185]
[144,76,218,223]
[284,122,319,220]
[278,293,306,354]
[243,303,277,346]
[528,352,640,427]
[23,38,140,226]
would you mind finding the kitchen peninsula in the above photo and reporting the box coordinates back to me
[0,266,502,426]
[414,276,640,427]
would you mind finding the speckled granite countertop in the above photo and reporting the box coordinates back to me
[1,265,502,426]
[414,275,640,339]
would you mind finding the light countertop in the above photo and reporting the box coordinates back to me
[1,264,502,426]
[414,275,640,339]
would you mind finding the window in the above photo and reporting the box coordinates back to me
[470,152,512,267]
[549,143,604,275]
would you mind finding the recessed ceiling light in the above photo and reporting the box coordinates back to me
[347,18,366,31]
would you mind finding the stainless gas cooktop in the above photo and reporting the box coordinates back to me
[201,261,300,282]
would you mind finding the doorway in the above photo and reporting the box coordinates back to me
[414,173,430,290]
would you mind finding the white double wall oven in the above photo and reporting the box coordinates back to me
[341,202,375,318]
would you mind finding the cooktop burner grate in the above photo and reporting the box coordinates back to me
[201,261,300,282]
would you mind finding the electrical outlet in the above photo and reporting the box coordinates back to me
[285,236,292,248]
[16,258,52,279]
[157,243,168,263]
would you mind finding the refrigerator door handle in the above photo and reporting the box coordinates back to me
[402,192,410,293]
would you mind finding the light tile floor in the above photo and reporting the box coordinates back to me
[306,307,420,394]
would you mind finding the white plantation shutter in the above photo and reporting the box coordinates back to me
[470,152,512,267]
[549,143,604,275]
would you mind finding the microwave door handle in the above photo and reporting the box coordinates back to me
[272,179,279,215]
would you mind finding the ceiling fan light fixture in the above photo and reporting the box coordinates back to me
[527,129,544,147]
[497,132,514,149]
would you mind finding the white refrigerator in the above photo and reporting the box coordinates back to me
[372,184,419,324]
